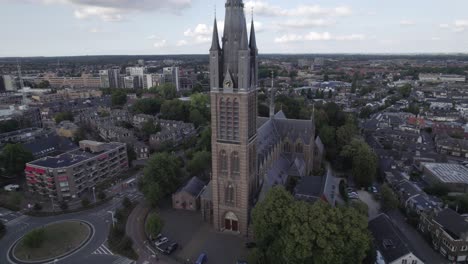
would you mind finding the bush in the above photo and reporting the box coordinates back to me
[381,184,399,211]
[424,184,450,197]
[59,201,68,211]
[98,191,106,201]
[33,203,43,211]
[81,198,90,208]
[23,228,45,248]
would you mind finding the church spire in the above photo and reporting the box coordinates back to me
[210,18,221,51]
[240,22,248,49]
[249,17,257,51]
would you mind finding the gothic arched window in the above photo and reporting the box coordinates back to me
[284,141,291,153]
[220,150,228,176]
[231,151,240,177]
[226,183,235,205]
[219,98,226,140]
[296,143,303,153]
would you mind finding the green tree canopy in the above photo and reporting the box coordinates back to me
[152,83,177,100]
[252,186,370,264]
[160,99,190,122]
[132,98,163,115]
[0,119,20,133]
[140,152,184,207]
[399,84,412,98]
[187,150,211,178]
[23,228,45,248]
[111,90,127,107]
[341,139,377,187]
[381,184,399,211]
[0,143,34,177]
[54,111,74,124]
[146,212,164,239]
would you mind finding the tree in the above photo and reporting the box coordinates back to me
[381,184,399,211]
[189,109,207,128]
[350,201,369,217]
[252,187,370,264]
[187,151,211,178]
[359,106,373,119]
[336,122,357,149]
[0,143,34,177]
[146,212,164,239]
[160,99,190,121]
[141,119,160,137]
[37,80,50,88]
[154,83,177,100]
[252,186,294,260]
[399,84,412,98]
[132,98,163,115]
[140,152,184,207]
[341,139,377,187]
[0,119,19,133]
[33,203,43,211]
[196,126,211,151]
[23,228,45,248]
[54,111,74,124]
[424,184,450,197]
[112,90,127,107]
[319,125,336,147]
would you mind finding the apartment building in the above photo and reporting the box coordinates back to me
[25,140,128,201]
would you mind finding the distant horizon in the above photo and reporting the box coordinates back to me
[1,52,468,60]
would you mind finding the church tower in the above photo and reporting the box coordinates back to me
[210,0,258,235]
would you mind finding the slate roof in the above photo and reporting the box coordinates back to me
[176,176,206,198]
[434,208,468,240]
[369,214,418,263]
[294,176,324,200]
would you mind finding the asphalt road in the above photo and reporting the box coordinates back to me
[0,192,141,264]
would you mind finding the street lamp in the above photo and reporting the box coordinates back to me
[107,211,115,227]
[92,187,96,203]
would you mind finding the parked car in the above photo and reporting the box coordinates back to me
[369,186,378,193]
[195,253,207,264]
[155,237,168,247]
[4,184,20,192]
[164,242,178,255]
[245,242,256,248]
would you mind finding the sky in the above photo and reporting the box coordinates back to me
[0,0,468,57]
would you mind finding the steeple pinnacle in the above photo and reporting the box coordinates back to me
[210,18,221,51]
[249,19,257,51]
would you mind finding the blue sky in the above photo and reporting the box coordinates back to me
[1,0,467,57]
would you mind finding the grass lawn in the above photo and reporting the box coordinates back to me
[14,221,91,261]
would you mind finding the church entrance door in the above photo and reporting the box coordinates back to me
[224,211,239,232]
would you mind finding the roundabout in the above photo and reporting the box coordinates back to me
[8,220,94,264]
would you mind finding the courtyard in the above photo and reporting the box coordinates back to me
[159,206,249,264]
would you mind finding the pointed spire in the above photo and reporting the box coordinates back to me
[270,71,276,118]
[240,21,248,49]
[210,18,221,51]
[249,13,257,51]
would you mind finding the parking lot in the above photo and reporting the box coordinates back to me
[158,208,249,264]
[357,190,381,219]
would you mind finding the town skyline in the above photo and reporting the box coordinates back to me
[1,0,468,57]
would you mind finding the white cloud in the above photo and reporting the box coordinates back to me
[400,20,415,26]
[89,27,100,33]
[147,35,157,40]
[245,1,351,17]
[439,23,450,28]
[12,0,192,21]
[176,40,188,47]
[276,19,333,29]
[275,32,365,43]
[431,37,441,41]
[153,39,167,48]
[184,24,211,37]
[439,20,468,33]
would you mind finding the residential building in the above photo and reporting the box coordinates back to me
[369,214,424,264]
[3,75,17,91]
[163,67,180,91]
[56,121,79,139]
[172,176,206,211]
[419,208,468,262]
[36,74,101,89]
[133,141,149,160]
[25,140,128,201]
[23,134,78,158]
[123,76,139,89]
[0,127,47,145]
[99,70,110,88]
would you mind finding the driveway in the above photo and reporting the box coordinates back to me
[357,190,381,220]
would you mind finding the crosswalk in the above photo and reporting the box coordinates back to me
[5,215,29,227]
[93,244,114,255]
[112,258,135,264]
